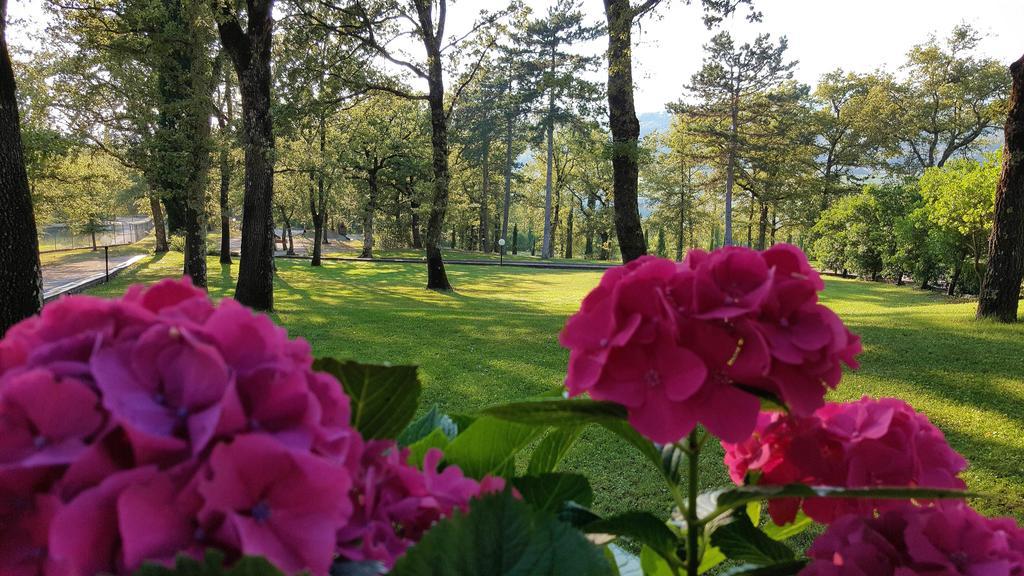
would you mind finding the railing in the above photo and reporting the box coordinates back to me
[38,218,155,254]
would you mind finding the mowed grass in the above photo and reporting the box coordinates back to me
[85,253,1024,521]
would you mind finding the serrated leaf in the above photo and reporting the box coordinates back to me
[558,501,603,527]
[719,560,809,575]
[442,416,542,480]
[407,428,450,468]
[483,398,628,425]
[513,472,593,513]
[483,400,669,484]
[709,514,794,566]
[313,358,421,440]
[639,546,674,576]
[330,560,387,576]
[391,491,613,576]
[527,427,582,475]
[583,512,680,567]
[134,550,285,575]
[762,511,812,542]
[398,405,458,447]
[713,484,973,518]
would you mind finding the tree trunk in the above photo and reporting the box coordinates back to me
[724,94,739,246]
[512,223,518,254]
[215,0,275,311]
[564,204,574,259]
[541,99,555,259]
[0,0,42,334]
[948,252,965,296]
[412,0,452,290]
[603,0,647,263]
[410,198,423,249]
[598,229,610,260]
[218,67,233,265]
[149,194,169,252]
[91,228,97,251]
[360,172,378,259]
[501,113,514,254]
[183,56,212,287]
[756,200,769,250]
[978,53,1024,322]
[479,139,490,253]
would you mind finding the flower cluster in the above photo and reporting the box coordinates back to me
[338,442,505,567]
[560,245,861,443]
[0,279,499,576]
[801,502,1024,575]
[722,397,968,525]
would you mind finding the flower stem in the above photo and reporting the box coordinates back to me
[686,429,701,576]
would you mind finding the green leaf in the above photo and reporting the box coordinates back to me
[134,550,285,575]
[391,491,613,576]
[558,501,603,527]
[398,405,457,447]
[582,512,680,567]
[513,472,593,513]
[639,546,674,576]
[761,511,813,542]
[483,398,628,426]
[527,426,582,475]
[709,513,794,566]
[483,399,669,483]
[407,428,450,468]
[313,358,421,440]
[713,484,974,517]
[330,560,387,576]
[442,416,542,479]
[719,560,809,575]
[697,545,726,574]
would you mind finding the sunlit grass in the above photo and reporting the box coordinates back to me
[86,254,1024,522]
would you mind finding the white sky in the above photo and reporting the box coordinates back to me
[8,0,1024,114]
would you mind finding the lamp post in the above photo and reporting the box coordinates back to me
[498,238,506,266]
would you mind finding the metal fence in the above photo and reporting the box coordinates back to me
[38,218,155,253]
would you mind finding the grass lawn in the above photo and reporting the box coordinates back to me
[85,253,1024,523]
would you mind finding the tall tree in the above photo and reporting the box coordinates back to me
[151,0,214,286]
[522,0,601,259]
[0,0,43,332]
[214,55,234,265]
[213,0,276,310]
[978,54,1024,322]
[810,70,884,213]
[886,24,1008,173]
[322,0,501,289]
[673,31,795,246]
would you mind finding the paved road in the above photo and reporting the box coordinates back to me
[42,253,146,300]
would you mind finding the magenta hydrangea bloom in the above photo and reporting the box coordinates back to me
[722,397,968,525]
[337,441,506,568]
[0,278,491,575]
[560,246,861,444]
[801,502,1024,576]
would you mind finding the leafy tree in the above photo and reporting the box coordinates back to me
[521,0,602,259]
[672,31,796,246]
[884,24,1008,173]
[978,53,1024,322]
[0,0,42,332]
[810,69,886,213]
[602,0,758,263]
[919,155,998,294]
[338,96,424,259]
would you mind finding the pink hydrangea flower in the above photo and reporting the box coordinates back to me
[801,502,1024,576]
[337,441,506,568]
[722,397,967,525]
[0,278,488,575]
[560,246,860,444]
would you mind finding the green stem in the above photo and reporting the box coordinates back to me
[686,430,701,576]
